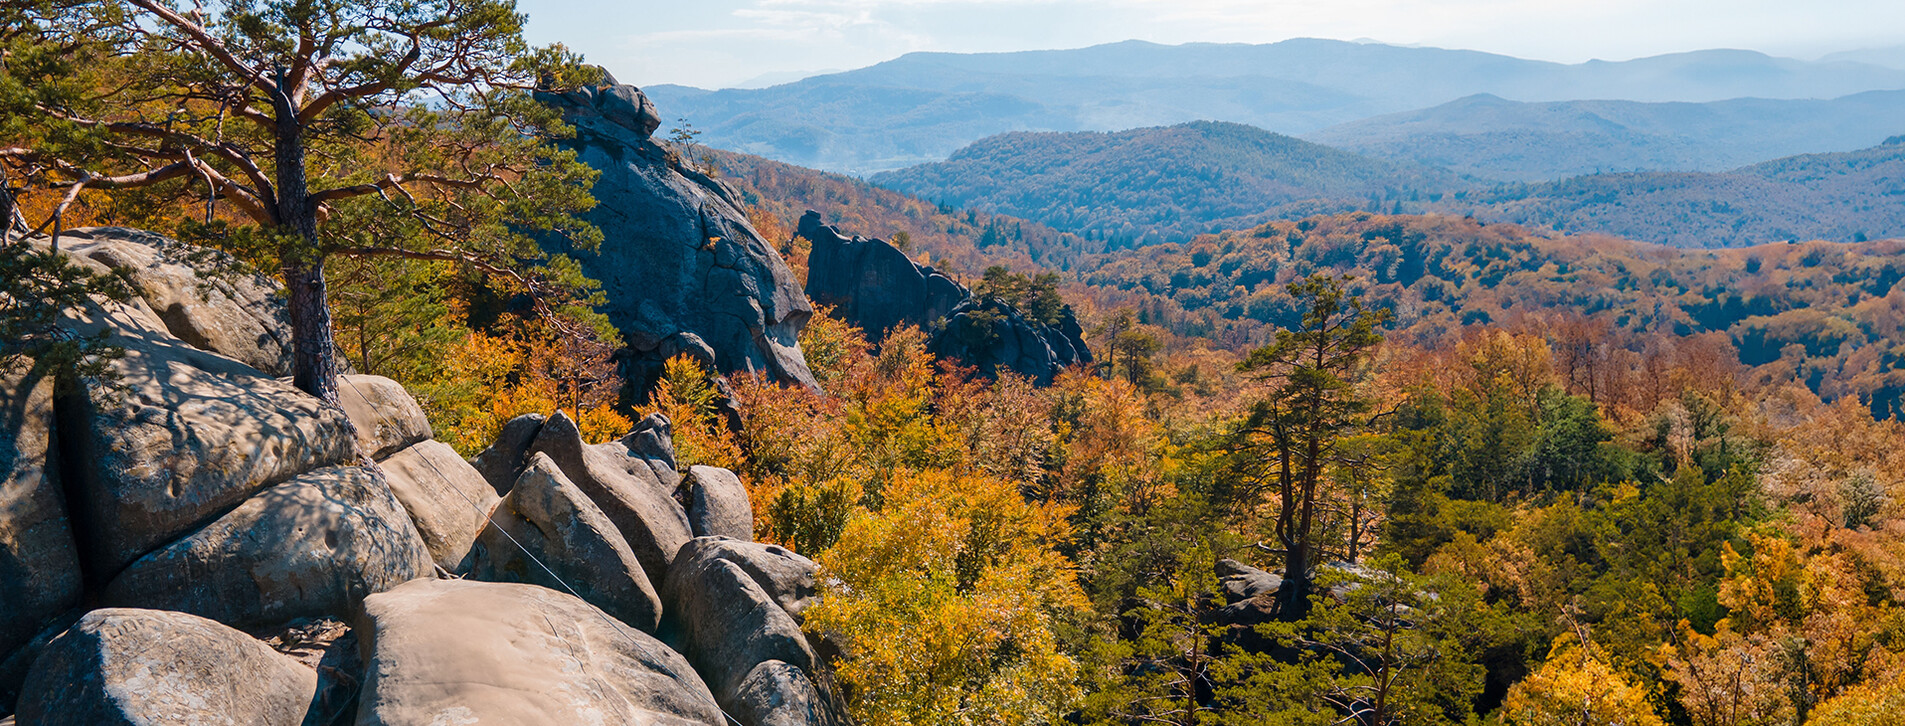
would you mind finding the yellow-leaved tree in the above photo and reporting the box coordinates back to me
[803,469,1087,725]
[1500,634,1665,726]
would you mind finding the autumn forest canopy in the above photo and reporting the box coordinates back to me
[6,2,1905,726]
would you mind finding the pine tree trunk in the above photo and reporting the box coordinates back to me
[272,73,341,404]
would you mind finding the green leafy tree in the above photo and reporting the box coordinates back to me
[0,237,132,385]
[3,0,603,403]
[1236,274,1391,619]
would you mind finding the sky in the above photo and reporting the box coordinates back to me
[515,0,1905,89]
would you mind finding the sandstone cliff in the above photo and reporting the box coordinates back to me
[539,74,820,395]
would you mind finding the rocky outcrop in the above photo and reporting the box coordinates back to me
[53,275,355,580]
[353,578,724,726]
[101,465,433,628]
[799,212,1093,385]
[0,370,80,660]
[56,227,296,376]
[664,537,836,726]
[377,440,498,571]
[3,228,847,725]
[800,211,969,343]
[931,296,1092,385]
[468,452,663,633]
[526,411,694,585]
[470,413,545,495]
[681,465,753,540]
[539,73,818,394]
[15,608,317,726]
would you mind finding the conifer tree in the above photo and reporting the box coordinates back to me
[2,0,603,402]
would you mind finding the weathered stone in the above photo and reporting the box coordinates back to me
[799,213,1092,385]
[59,227,296,376]
[1215,558,1282,603]
[468,453,663,633]
[337,374,431,461]
[15,608,316,726]
[800,210,969,343]
[353,578,723,726]
[540,76,819,393]
[729,660,844,726]
[622,413,678,471]
[378,440,499,571]
[55,297,354,579]
[681,466,752,540]
[470,413,545,495]
[527,411,693,585]
[670,537,819,625]
[930,296,1092,386]
[664,537,825,712]
[102,466,432,628]
[0,370,80,660]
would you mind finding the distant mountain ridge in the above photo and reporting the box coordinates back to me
[869,121,1462,246]
[1305,90,1905,181]
[643,38,1905,174]
[1462,139,1905,247]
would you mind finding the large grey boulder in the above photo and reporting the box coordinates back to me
[469,413,545,495]
[729,660,840,726]
[377,440,499,571]
[664,537,831,722]
[55,296,354,578]
[800,210,969,343]
[527,411,693,585]
[540,74,818,393]
[0,370,80,660]
[58,227,296,376]
[353,578,723,726]
[15,608,316,726]
[468,453,663,633]
[681,465,753,540]
[337,374,432,461]
[101,466,432,628]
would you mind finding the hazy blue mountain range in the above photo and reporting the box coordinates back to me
[1304,90,1905,181]
[1821,45,1905,70]
[869,121,1464,246]
[1462,138,1905,247]
[644,39,1905,174]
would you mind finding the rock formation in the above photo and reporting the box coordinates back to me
[799,211,1093,384]
[800,211,969,343]
[0,228,848,725]
[538,72,819,395]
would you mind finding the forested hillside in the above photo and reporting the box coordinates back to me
[870,121,1458,246]
[1466,139,1905,246]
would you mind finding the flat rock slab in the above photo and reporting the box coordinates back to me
[353,578,723,726]
[15,608,316,726]
[102,466,432,628]
[0,370,80,658]
[469,453,663,632]
[378,440,498,571]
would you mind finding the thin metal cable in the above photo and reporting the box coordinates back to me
[336,376,745,726]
